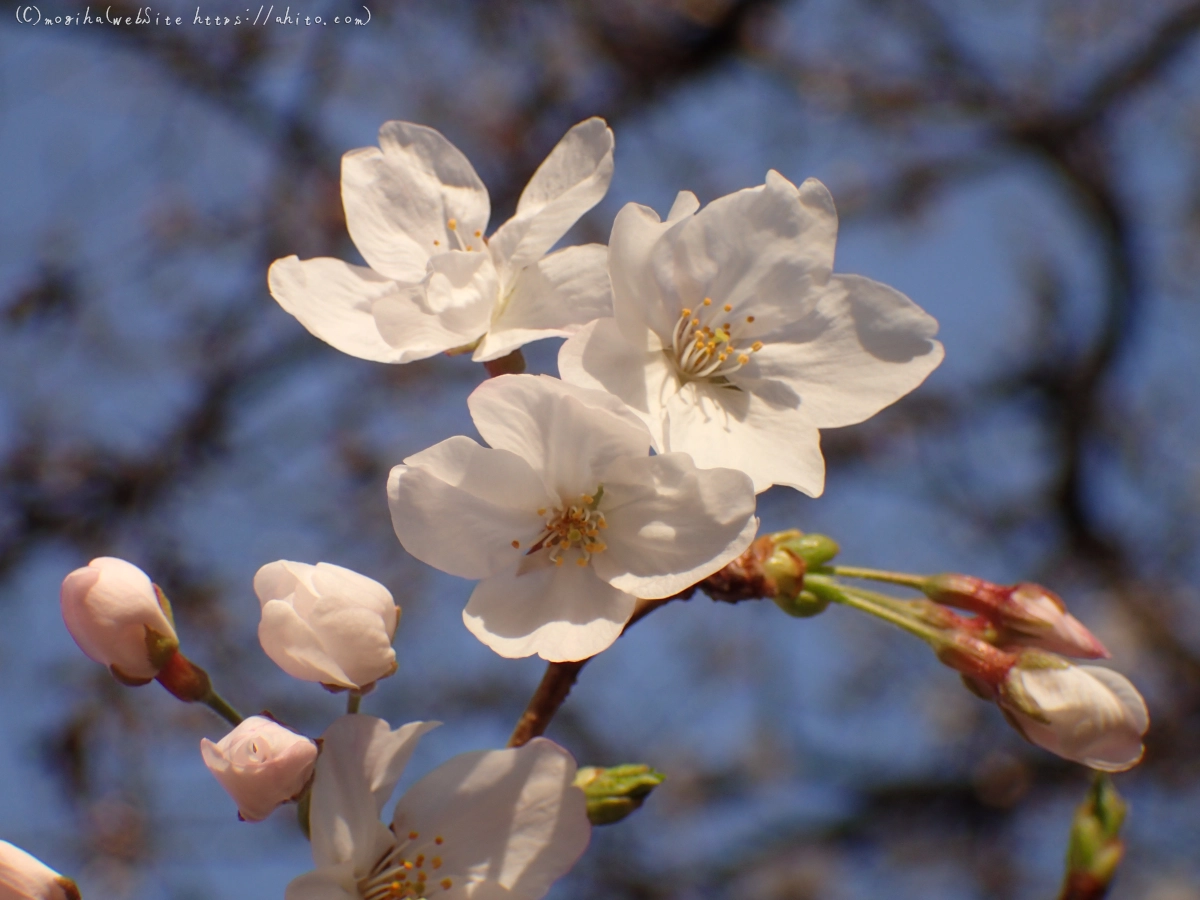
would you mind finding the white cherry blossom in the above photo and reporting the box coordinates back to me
[201,715,319,822]
[255,561,400,691]
[286,715,589,900]
[0,840,80,900]
[1000,661,1149,772]
[388,374,758,662]
[59,557,178,683]
[269,118,614,364]
[559,171,945,495]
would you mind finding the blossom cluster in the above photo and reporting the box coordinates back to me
[18,115,1149,898]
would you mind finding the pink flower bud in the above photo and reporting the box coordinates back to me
[201,716,318,822]
[255,561,400,690]
[60,557,179,683]
[998,659,1149,772]
[0,840,80,900]
[922,575,1109,659]
[997,584,1110,659]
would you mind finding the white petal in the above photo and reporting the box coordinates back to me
[489,118,614,270]
[310,716,440,870]
[648,171,838,337]
[303,598,398,689]
[310,563,397,628]
[750,273,943,428]
[607,201,677,349]
[258,599,356,687]
[667,190,700,221]
[268,255,430,363]
[391,739,589,900]
[285,862,359,900]
[388,437,552,580]
[474,244,613,362]
[662,381,827,495]
[342,122,490,282]
[464,563,635,661]
[371,252,498,360]
[592,453,758,598]
[468,375,651,498]
[558,317,672,450]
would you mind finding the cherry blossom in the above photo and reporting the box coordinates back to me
[201,716,318,822]
[286,715,589,900]
[559,171,944,495]
[0,840,80,900]
[59,557,178,684]
[255,561,400,691]
[999,660,1149,772]
[269,118,614,364]
[388,374,757,662]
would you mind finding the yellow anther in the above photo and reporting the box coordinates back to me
[466,244,473,251]
[404,861,414,870]
[576,557,588,567]
[746,315,755,323]
[752,341,764,352]
[511,540,520,549]
[737,354,749,365]
[681,307,691,317]
[416,855,425,867]
[554,557,563,566]
[435,836,444,845]
[441,879,453,890]
[417,871,428,882]
[432,857,442,869]
[702,297,712,306]
[723,303,732,312]
[409,832,419,840]
[474,229,482,237]
[433,239,440,246]
[537,508,546,516]
[582,494,594,504]
[691,318,700,327]
[447,218,457,230]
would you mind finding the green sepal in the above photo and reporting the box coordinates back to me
[574,764,666,826]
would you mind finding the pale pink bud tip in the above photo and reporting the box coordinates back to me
[999,662,1149,772]
[0,839,80,899]
[999,584,1110,659]
[59,557,178,681]
[201,716,318,822]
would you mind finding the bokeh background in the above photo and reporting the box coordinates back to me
[2,0,1199,897]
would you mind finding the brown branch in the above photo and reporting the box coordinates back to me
[507,537,781,747]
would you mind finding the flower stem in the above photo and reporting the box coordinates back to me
[804,576,944,645]
[347,690,362,714]
[203,688,244,728]
[820,564,926,590]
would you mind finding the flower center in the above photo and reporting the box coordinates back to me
[515,488,608,568]
[669,297,762,383]
[432,217,485,253]
[358,832,453,900]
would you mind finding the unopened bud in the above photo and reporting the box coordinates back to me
[772,589,830,618]
[201,716,318,822]
[772,531,840,569]
[60,557,179,683]
[922,575,1109,659]
[999,657,1148,772]
[573,764,665,826]
[1063,776,1127,897]
[0,840,81,899]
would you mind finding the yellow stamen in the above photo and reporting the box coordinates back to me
[435,837,444,845]
[537,508,546,516]
[723,303,732,312]
[738,354,749,364]
[474,230,482,237]
[681,307,691,316]
[702,297,712,306]
[447,219,457,230]
[554,557,563,566]
[432,857,442,869]
[752,341,764,352]
[409,832,419,840]
[441,879,453,890]
[576,557,588,567]
[433,239,440,246]
[746,315,755,323]
[511,540,520,549]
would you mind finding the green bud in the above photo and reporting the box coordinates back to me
[774,531,840,569]
[1064,775,1127,891]
[574,764,665,826]
[772,589,830,618]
